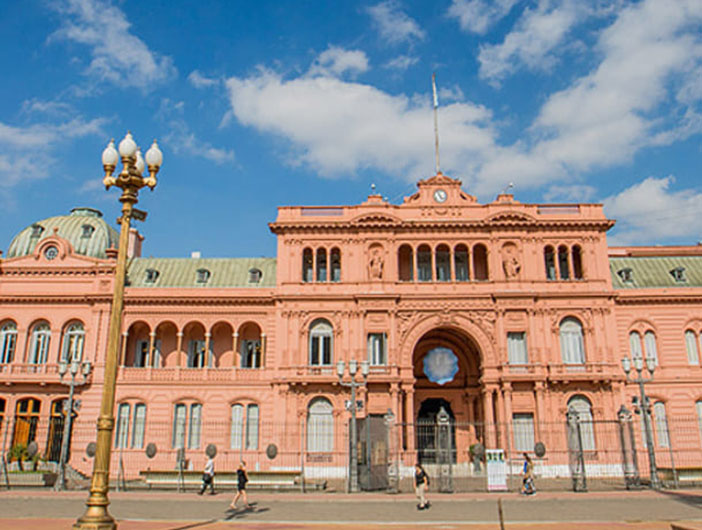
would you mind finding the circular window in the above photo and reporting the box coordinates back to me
[44,246,59,260]
[423,347,459,385]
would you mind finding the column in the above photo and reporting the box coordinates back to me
[404,385,415,454]
[146,331,155,368]
[503,383,513,458]
[119,332,128,367]
[261,332,267,368]
[534,381,545,444]
[232,332,239,368]
[483,387,495,448]
[176,331,183,368]
[204,332,212,367]
[495,385,505,448]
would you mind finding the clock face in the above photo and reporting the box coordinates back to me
[44,246,58,260]
[433,189,447,203]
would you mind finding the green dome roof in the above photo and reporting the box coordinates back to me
[7,207,119,259]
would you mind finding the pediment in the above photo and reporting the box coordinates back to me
[2,233,107,269]
[485,211,536,223]
[350,213,402,225]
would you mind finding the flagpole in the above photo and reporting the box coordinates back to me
[432,72,441,174]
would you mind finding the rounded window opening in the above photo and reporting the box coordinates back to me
[423,347,459,385]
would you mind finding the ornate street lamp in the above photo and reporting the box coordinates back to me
[55,359,92,491]
[621,354,661,490]
[74,132,162,530]
[336,359,369,493]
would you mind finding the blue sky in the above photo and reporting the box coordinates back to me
[1,0,701,259]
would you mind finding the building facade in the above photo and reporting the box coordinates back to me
[1,173,701,487]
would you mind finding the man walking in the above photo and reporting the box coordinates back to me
[199,453,215,495]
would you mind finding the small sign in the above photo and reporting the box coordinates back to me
[486,449,507,492]
[344,400,364,411]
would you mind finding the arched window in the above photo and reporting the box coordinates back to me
[416,245,432,282]
[544,246,556,280]
[398,245,413,282]
[316,248,328,282]
[132,403,147,449]
[629,331,643,361]
[567,395,595,451]
[171,402,202,449]
[558,245,570,280]
[302,248,313,282]
[0,322,17,364]
[28,322,51,365]
[309,320,333,366]
[12,398,41,448]
[61,322,85,363]
[644,331,658,367]
[115,403,130,449]
[473,244,488,281]
[454,244,469,281]
[307,397,333,452]
[572,245,583,279]
[685,330,700,365]
[435,245,450,282]
[230,403,259,450]
[330,248,341,282]
[560,318,585,365]
[653,401,670,448]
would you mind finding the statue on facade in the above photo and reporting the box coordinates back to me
[502,244,521,279]
[369,248,384,280]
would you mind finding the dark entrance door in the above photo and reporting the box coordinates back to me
[46,400,65,462]
[416,398,456,463]
[357,415,389,491]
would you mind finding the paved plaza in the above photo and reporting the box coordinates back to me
[0,488,701,529]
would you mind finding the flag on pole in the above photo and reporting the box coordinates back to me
[432,73,439,109]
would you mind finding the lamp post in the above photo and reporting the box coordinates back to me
[74,132,162,530]
[621,354,661,490]
[336,359,369,493]
[55,359,92,491]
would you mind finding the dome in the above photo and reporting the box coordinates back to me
[7,207,119,259]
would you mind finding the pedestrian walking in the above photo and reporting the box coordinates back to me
[414,462,430,510]
[521,452,535,495]
[230,460,250,509]
[198,453,215,495]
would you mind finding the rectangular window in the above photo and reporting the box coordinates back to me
[696,401,702,445]
[115,404,130,449]
[172,404,187,449]
[241,340,261,368]
[152,340,162,368]
[629,333,643,360]
[513,413,535,453]
[0,333,15,364]
[230,404,243,450]
[131,404,146,449]
[368,333,387,366]
[135,340,148,368]
[246,404,259,450]
[188,403,202,449]
[507,332,528,365]
[321,336,331,365]
[643,332,658,367]
[653,402,670,448]
[685,331,699,365]
[188,340,207,368]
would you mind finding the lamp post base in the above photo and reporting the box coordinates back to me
[73,502,116,530]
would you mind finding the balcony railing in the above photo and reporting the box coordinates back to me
[118,366,270,382]
[548,362,617,380]
[0,363,61,381]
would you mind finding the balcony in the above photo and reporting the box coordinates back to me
[0,363,61,384]
[547,362,617,383]
[117,366,270,383]
[283,364,399,386]
[498,363,544,381]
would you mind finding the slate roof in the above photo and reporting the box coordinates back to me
[610,256,702,289]
[126,257,277,288]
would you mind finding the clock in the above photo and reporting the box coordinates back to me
[433,189,447,203]
[44,246,58,260]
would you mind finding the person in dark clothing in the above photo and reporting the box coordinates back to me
[414,462,430,510]
[230,461,250,509]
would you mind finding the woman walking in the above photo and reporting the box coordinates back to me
[414,462,430,510]
[521,453,535,495]
[230,461,250,509]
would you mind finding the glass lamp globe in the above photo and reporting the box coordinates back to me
[118,132,137,158]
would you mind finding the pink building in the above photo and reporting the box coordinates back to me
[1,173,701,488]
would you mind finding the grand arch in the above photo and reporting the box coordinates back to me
[399,313,497,460]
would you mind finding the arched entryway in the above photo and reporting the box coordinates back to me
[412,327,483,463]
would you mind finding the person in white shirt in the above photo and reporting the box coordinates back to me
[199,455,215,495]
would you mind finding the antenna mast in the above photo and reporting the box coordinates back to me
[432,73,440,174]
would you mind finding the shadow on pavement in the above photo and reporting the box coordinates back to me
[224,502,269,521]
[162,520,220,530]
[660,490,702,510]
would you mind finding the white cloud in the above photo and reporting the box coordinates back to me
[367,1,425,45]
[188,70,219,89]
[0,117,106,187]
[447,0,519,34]
[159,99,234,165]
[225,69,495,179]
[384,54,419,70]
[308,47,369,78]
[603,176,702,244]
[543,184,596,203]
[50,0,176,90]
[474,0,702,194]
[478,0,581,86]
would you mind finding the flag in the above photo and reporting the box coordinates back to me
[432,73,439,109]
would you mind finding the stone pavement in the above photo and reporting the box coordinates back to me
[0,488,700,529]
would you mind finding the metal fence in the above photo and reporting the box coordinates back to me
[1,409,701,493]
